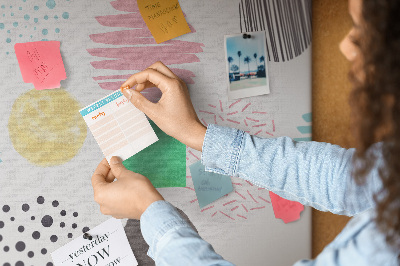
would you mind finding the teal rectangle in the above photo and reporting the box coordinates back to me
[189,161,234,208]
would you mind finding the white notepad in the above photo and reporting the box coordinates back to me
[79,90,158,162]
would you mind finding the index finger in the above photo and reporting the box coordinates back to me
[121,69,175,93]
[91,159,111,189]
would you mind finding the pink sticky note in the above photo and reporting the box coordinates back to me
[14,41,66,90]
[269,191,304,224]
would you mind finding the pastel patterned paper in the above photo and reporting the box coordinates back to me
[79,90,158,163]
[190,161,234,208]
[14,41,67,90]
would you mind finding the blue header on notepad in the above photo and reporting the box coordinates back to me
[80,91,123,117]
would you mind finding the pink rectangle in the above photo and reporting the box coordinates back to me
[89,115,115,132]
[92,120,118,136]
[99,132,124,150]
[118,114,145,131]
[103,139,129,156]
[96,127,123,144]
[115,108,141,124]
[122,120,148,134]
[127,126,153,143]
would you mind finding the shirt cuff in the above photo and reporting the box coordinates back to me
[140,200,193,259]
[201,124,245,176]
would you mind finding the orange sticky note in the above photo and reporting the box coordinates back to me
[269,191,304,224]
[14,41,66,90]
[137,0,191,43]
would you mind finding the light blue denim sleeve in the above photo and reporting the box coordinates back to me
[140,200,234,266]
[201,124,382,216]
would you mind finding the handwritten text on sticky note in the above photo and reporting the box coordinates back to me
[14,41,67,90]
[190,161,234,208]
[269,191,304,223]
[137,0,191,43]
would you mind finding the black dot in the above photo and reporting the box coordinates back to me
[60,222,65,228]
[41,248,47,254]
[0,234,2,241]
[32,231,40,240]
[3,263,11,266]
[46,263,53,266]
[60,210,66,216]
[31,216,35,221]
[82,227,90,233]
[52,201,59,207]
[68,233,72,238]
[15,261,24,266]
[4,246,9,252]
[2,205,10,212]
[41,215,53,227]
[22,204,30,212]
[37,196,44,204]
[72,223,77,229]
[10,217,15,222]
[18,226,24,233]
[0,221,4,228]
[73,212,78,217]
[50,235,58,242]
[15,241,26,252]
[28,251,34,258]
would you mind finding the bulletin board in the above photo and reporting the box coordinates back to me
[0,0,312,265]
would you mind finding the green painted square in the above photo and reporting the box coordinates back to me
[123,120,186,188]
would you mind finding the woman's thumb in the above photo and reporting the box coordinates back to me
[122,89,153,116]
[109,156,127,178]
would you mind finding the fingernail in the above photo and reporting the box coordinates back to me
[124,89,133,100]
[110,156,122,165]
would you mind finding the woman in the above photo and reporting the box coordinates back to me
[91,0,400,264]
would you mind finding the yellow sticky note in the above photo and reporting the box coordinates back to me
[137,0,191,43]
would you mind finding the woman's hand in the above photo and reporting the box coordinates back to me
[91,157,164,220]
[120,61,206,151]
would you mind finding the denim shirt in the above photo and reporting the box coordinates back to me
[140,124,399,265]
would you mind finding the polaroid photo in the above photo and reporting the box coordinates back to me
[224,31,270,100]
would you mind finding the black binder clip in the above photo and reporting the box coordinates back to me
[243,33,252,39]
[83,233,93,240]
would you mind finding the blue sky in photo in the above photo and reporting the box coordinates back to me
[226,31,266,72]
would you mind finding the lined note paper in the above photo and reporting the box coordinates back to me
[80,90,158,162]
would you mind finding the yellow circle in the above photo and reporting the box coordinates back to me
[8,89,87,167]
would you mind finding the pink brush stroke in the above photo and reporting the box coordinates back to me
[88,1,204,93]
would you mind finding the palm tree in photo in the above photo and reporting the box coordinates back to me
[260,55,265,71]
[227,56,233,73]
[244,56,251,78]
[253,53,258,70]
[237,51,242,77]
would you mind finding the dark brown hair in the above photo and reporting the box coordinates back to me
[350,0,400,251]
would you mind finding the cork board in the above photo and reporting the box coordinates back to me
[312,0,353,257]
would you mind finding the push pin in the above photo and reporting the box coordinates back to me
[121,85,130,92]
[242,33,252,39]
[83,233,93,241]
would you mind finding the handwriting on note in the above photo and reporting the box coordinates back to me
[190,161,234,208]
[14,41,67,90]
[137,0,191,43]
